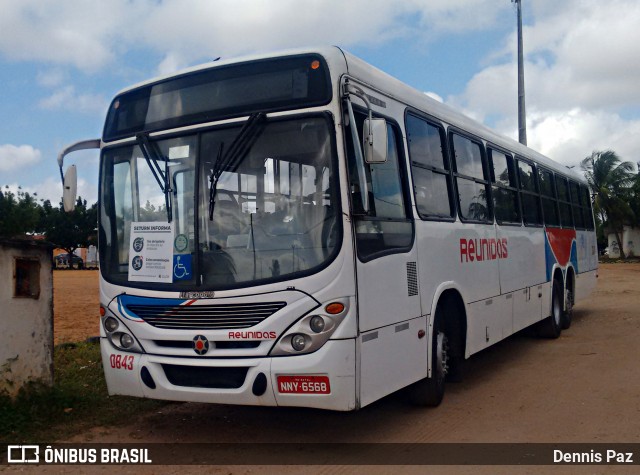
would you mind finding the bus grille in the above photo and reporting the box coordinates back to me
[125,301,286,330]
[162,364,248,389]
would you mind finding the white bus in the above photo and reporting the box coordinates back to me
[58,47,597,411]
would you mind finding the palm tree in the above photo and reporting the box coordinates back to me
[581,151,635,258]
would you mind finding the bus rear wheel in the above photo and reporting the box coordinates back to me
[561,287,573,330]
[537,279,563,339]
[409,313,447,406]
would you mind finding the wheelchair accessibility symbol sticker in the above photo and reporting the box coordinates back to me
[173,254,192,281]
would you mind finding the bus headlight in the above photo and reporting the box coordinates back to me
[309,316,325,333]
[269,298,349,356]
[101,314,144,353]
[104,316,119,332]
[291,334,307,351]
[120,333,135,349]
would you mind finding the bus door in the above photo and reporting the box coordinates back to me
[343,99,423,407]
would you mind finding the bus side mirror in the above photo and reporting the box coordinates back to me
[363,118,388,164]
[63,165,78,212]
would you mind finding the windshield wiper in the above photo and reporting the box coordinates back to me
[208,112,266,220]
[137,133,173,223]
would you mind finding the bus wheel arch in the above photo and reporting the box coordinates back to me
[409,288,467,406]
[409,299,447,406]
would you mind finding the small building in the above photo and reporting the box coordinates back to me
[0,238,54,397]
[607,226,640,258]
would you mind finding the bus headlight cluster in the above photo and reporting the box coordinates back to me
[101,315,143,353]
[269,299,349,356]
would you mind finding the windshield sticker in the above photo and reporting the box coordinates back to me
[128,222,174,283]
[174,234,188,252]
[173,254,192,281]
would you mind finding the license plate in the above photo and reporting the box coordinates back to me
[277,375,330,394]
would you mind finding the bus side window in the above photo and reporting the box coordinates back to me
[489,148,521,225]
[581,185,595,230]
[516,158,543,226]
[406,114,454,219]
[450,132,492,223]
[538,167,560,227]
[569,181,586,229]
[556,176,574,228]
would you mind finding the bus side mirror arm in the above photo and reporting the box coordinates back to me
[344,83,370,214]
[344,97,370,215]
[57,138,100,212]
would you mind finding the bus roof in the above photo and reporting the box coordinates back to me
[113,45,584,183]
[339,49,585,183]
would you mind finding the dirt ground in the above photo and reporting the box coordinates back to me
[43,264,640,473]
[53,270,100,344]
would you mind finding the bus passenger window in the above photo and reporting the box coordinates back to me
[538,168,560,227]
[569,181,586,229]
[556,176,574,228]
[406,115,454,219]
[517,159,542,226]
[451,133,491,223]
[489,149,521,225]
[581,185,595,230]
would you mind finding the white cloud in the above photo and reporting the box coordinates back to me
[0,0,509,74]
[142,0,512,74]
[525,110,640,168]
[39,86,107,114]
[447,0,640,167]
[0,0,129,72]
[408,0,510,35]
[0,144,41,172]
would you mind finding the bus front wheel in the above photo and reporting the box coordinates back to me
[409,313,447,407]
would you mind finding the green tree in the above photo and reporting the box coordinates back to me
[41,197,98,259]
[140,200,167,221]
[581,150,635,258]
[0,186,42,238]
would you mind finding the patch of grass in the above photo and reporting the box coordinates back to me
[0,342,167,443]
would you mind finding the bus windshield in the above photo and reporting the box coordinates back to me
[99,114,341,290]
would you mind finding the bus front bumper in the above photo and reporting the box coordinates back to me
[100,338,357,411]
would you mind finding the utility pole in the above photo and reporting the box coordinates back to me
[513,0,527,146]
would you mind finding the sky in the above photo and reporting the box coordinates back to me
[1,0,639,205]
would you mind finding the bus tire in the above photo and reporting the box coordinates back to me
[560,287,573,330]
[444,303,465,383]
[409,312,447,407]
[538,279,563,339]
